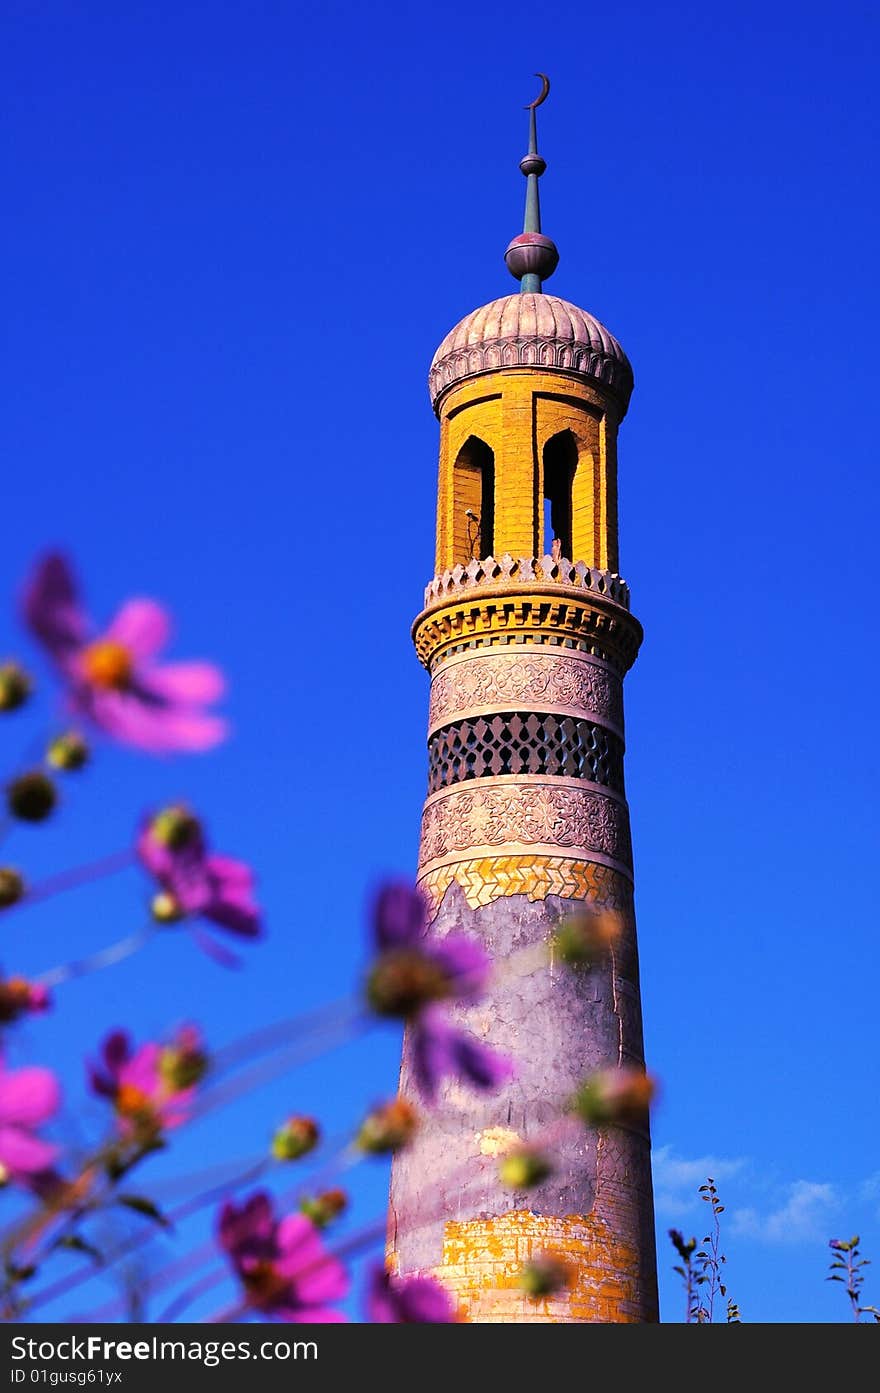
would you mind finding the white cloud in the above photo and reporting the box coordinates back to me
[732,1180,841,1244]
[652,1145,746,1217]
[859,1173,880,1218]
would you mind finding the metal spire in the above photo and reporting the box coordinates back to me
[504,73,559,292]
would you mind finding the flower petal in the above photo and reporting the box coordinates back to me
[218,1192,276,1256]
[22,553,89,660]
[139,662,226,704]
[450,1031,514,1092]
[429,934,491,1001]
[89,690,228,752]
[0,1066,61,1126]
[0,1125,58,1176]
[105,600,171,660]
[373,883,426,950]
[409,1013,454,1103]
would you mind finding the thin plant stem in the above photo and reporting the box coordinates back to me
[18,849,135,911]
[36,923,159,988]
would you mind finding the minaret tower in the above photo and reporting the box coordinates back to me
[389,78,658,1323]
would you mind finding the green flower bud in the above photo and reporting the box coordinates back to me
[551,908,621,968]
[571,1067,656,1127]
[271,1115,320,1161]
[6,771,57,823]
[366,949,449,1018]
[46,731,90,772]
[356,1098,419,1154]
[151,806,202,851]
[150,891,185,924]
[0,663,32,713]
[499,1149,553,1191]
[159,1033,209,1090]
[299,1188,348,1229]
[518,1254,570,1299]
[0,868,26,909]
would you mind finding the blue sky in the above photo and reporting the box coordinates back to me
[2,0,879,1322]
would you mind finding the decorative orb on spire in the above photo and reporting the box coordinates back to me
[504,73,560,292]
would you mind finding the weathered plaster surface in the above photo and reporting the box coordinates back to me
[388,882,657,1321]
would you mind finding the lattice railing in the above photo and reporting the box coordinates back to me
[423,555,630,610]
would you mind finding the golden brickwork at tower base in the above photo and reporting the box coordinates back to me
[418,854,630,916]
[394,1208,649,1323]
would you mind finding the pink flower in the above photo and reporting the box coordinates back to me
[23,553,226,754]
[368,882,513,1103]
[137,806,262,964]
[0,1056,60,1183]
[367,1265,457,1323]
[218,1192,348,1322]
[89,1026,206,1136]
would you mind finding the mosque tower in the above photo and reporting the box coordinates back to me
[388,78,658,1322]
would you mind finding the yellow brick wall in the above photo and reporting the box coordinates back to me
[435,370,622,572]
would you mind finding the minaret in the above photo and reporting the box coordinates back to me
[388,78,658,1323]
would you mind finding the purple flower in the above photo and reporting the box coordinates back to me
[369,881,512,1103]
[0,1056,60,1183]
[367,1265,457,1323]
[23,553,226,754]
[138,805,262,964]
[218,1192,348,1322]
[89,1026,205,1137]
[410,1006,513,1102]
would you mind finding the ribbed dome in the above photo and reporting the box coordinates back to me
[428,293,633,414]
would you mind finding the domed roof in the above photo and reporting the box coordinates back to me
[428,293,633,415]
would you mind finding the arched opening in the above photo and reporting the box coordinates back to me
[543,430,577,557]
[453,436,494,562]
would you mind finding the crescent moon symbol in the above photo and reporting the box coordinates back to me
[525,72,550,110]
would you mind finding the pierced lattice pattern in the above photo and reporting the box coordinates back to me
[427,711,624,795]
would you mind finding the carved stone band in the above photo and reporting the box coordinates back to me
[427,648,624,737]
[417,776,633,879]
[412,588,643,675]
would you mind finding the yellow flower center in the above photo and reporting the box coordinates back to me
[81,640,133,690]
[115,1083,152,1118]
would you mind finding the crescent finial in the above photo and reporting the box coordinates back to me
[525,72,550,110]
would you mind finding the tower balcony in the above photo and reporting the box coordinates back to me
[413,553,641,675]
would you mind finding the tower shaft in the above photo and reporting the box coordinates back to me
[388,88,657,1321]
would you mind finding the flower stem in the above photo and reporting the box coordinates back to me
[36,922,158,988]
[18,849,135,911]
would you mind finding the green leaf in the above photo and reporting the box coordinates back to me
[52,1235,104,1264]
[116,1195,170,1229]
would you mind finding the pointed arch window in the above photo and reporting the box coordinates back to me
[454,436,494,562]
[543,430,577,557]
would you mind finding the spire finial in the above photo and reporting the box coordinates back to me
[504,73,559,293]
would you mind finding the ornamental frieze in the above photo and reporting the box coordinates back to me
[428,650,623,731]
[418,781,632,871]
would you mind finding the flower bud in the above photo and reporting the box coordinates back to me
[151,805,202,851]
[356,1097,419,1154]
[150,891,185,924]
[498,1147,553,1191]
[551,907,621,968]
[158,1027,208,1090]
[0,976,50,1023]
[518,1254,571,1299]
[299,1188,348,1228]
[6,771,57,823]
[0,663,32,713]
[0,868,25,909]
[366,949,449,1018]
[271,1115,320,1161]
[572,1067,656,1127]
[46,731,90,772]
